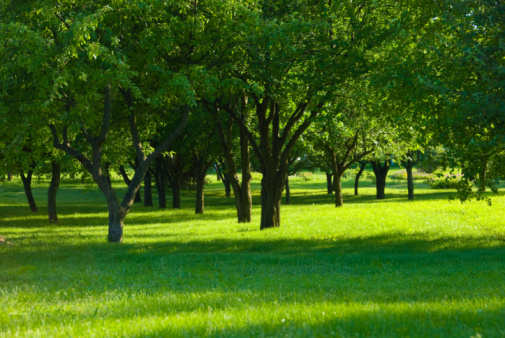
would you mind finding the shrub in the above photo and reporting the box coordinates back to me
[429,173,464,189]
[392,169,434,181]
[296,172,313,181]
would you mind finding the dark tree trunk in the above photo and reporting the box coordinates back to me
[326,172,333,194]
[155,157,167,208]
[119,165,141,203]
[354,161,366,196]
[478,159,487,192]
[371,160,390,200]
[223,174,231,198]
[48,161,60,223]
[7,172,13,181]
[171,178,181,209]
[401,151,419,200]
[334,175,343,207]
[260,175,283,229]
[144,171,153,207]
[107,199,125,243]
[285,176,291,205]
[20,169,37,212]
[195,171,205,214]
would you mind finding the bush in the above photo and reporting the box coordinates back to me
[391,169,434,181]
[428,173,464,189]
[296,172,313,181]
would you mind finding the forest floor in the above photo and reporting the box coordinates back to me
[1,170,504,337]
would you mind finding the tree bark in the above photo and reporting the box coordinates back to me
[20,169,37,212]
[371,160,390,200]
[285,176,291,205]
[171,178,181,209]
[7,172,13,181]
[401,151,419,200]
[354,161,366,196]
[144,171,153,207]
[326,172,333,194]
[119,165,141,203]
[334,174,343,207]
[195,170,205,214]
[260,175,282,229]
[48,161,60,223]
[155,157,167,208]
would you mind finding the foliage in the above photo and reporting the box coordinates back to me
[428,173,464,190]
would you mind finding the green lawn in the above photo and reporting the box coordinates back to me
[1,172,504,337]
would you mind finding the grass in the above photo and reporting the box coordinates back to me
[1,170,504,337]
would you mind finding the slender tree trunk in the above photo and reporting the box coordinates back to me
[171,178,181,209]
[371,161,390,200]
[260,175,283,229]
[406,161,415,200]
[334,174,343,207]
[20,169,37,212]
[326,172,333,194]
[7,172,13,181]
[119,165,141,203]
[223,174,231,198]
[285,176,291,205]
[195,170,205,214]
[155,157,167,208]
[48,161,60,223]
[144,171,153,207]
[478,159,487,192]
[354,162,366,196]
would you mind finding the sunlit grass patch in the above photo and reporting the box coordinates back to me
[1,172,504,336]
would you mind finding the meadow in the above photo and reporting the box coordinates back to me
[1,170,504,337]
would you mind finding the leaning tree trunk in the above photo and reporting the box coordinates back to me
[371,161,390,200]
[144,171,153,207]
[20,169,37,212]
[354,162,366,196]
[260,174,283,229]
[119,165,142,203]
[285,176,291,205]
[48,161,60,223]
[334,174,343,207]
[326,172,333,194]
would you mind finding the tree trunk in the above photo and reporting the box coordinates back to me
[107,199,125,243]
[7,172,13,181]
[285,176,291,205]
[223,174,231,198]
[171,178,181,209]
[20,169,37,212]
[371,160,390,200]
[144,171,153,207]
[334,174,343,207]
[326,172,333,194]
[48,161,60,223]
[354,162,366,196]
[119,165,141,203]
[478,160,487,192]
[155,157,167,208]
[260,175,282,229]
[195,171,205,214]
[405,161,415,200]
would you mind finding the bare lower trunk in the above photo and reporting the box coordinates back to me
[195,172,205,214]
[354,162,366,196]
[144,171,153,207]
[371,161,390,200]
[172,179,181,209]
[326,173,333,194]
[260,175,282,229]
[48,161,60,223]
[285,176,291,205]
[334,175,343,207]
[406,163,414,200]
[7,172,13,181]
[223,174,231,198]
[107,200,125,243]
[478,162,487,192]
[20,170,37,212]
